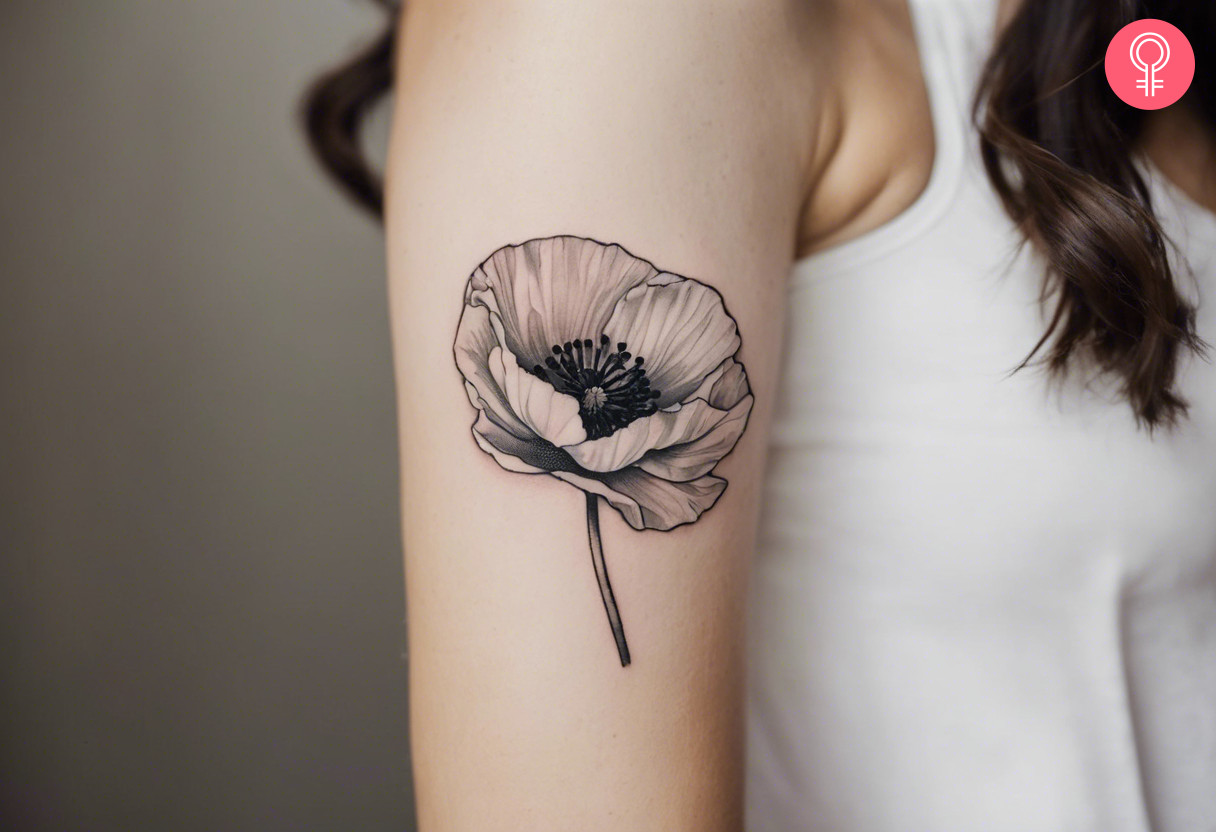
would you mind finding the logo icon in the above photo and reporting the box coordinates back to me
[1106,20,1194,110]
[1130,32,1169,97]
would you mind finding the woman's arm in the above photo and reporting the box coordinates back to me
[385,2,815,828]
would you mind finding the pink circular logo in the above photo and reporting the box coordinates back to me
[1105,19,1195,110]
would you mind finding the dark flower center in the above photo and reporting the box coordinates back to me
[530,334,662,440]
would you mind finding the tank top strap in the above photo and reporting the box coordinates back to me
[790,0,1001,277]
[906,0,1001,125]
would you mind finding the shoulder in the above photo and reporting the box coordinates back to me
[395,0,826,117]
[394,0,829,223]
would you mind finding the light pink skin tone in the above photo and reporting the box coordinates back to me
[386,1,1216,829]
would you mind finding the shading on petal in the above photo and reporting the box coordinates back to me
[551,470,645,531]
[684,357,751,410]
[454,303,534,440]
[578,469,728,531]
[604,470,727,531]
[472,416,546,473]
[471,412,576,474]
[468,237,659,370]
[603,273,741,408]
[464,380,525,436]
[488,346,587,447]
[552,468,727,530]
[564,398,732,473]
[636,394,753,481]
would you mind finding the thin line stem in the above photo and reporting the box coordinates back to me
[585,492,631,667]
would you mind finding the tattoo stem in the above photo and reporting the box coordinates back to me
[585,492,631,666]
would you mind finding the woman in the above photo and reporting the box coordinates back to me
[305,0,1215,829]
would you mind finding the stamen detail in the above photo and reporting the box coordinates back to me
[528,335,661,439]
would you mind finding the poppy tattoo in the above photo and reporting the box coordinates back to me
[453,236,753,666]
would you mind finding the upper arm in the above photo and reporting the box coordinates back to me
[385,2,815,828]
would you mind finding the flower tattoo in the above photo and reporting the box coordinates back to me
[453,236,753,666]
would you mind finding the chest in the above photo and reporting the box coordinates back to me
[773,172,1216,589]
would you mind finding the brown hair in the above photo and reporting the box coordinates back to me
[303,0,1213,431]
[301,0,400,217]
[975,0,1212,431]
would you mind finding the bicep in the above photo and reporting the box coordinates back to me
[386,3,807,828]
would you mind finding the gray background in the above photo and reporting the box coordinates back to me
[0,1,415,829]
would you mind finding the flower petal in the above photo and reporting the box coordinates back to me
[454,303,535,440]
[488,346,587,447]
[551,470,644,530]
[636,393,753,481]
[685,357,751,410]
[468,237,659,370]
[473,416,729,531]
[471,411,576,474]
[603,273,741,408]
[554,469,728,531]
[564,398,732,473]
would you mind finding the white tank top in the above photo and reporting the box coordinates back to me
[744,1,1216,829]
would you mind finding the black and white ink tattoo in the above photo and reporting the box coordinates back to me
[453,236,753,666]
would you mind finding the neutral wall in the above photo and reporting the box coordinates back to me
[0,2,414,829]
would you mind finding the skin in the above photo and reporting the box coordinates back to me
[1142,101,1216,214]
[383,1,1215,828]
[388,5,808,828]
